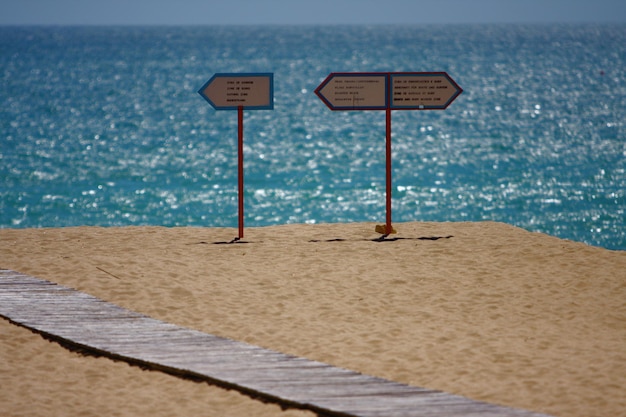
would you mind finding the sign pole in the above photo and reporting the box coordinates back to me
[385,105,393,235]
[237,106,244,240]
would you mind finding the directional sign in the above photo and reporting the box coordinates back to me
[315,72,462,111]
[390,72,462,110]
[198,73,273,110]
[315,71,463,237]
[315,73,388,110]
[197,72,274,241]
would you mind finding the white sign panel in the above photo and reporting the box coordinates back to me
[315,73,388,110]
[391,73,462,110]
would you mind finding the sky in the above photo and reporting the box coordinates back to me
[1,0,625,26]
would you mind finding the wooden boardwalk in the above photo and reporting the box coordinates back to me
[0,269,551,417]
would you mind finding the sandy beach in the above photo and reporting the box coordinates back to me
[1,221,625,417]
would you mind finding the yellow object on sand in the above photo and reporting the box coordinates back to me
[375,224,397,235]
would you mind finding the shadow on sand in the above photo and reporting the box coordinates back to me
[308,235,454,243]
[190,235,454,245]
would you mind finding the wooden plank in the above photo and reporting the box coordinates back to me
[0,269,552,417]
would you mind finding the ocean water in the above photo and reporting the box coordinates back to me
[1,24,625,250]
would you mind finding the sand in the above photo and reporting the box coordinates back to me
[1,221,625,417]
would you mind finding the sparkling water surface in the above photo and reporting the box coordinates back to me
[1,25,625,250]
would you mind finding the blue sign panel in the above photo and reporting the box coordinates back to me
[198,73,274,110]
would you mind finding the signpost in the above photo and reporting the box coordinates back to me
[198,73,273,241]
[315,72,462,236]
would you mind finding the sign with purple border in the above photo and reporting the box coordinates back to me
[315,72,462,111]
[390,72,462,110]
[314,73,388,110]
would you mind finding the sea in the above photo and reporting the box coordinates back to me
[1,24,625,250]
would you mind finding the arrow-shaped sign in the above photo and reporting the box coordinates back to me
[390,72,463,110]
[315,72,462,111]
[315,73,388,110]
[198,73,273,110]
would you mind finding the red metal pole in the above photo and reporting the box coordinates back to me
[238,106,244,239]
[385,106,392,235]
